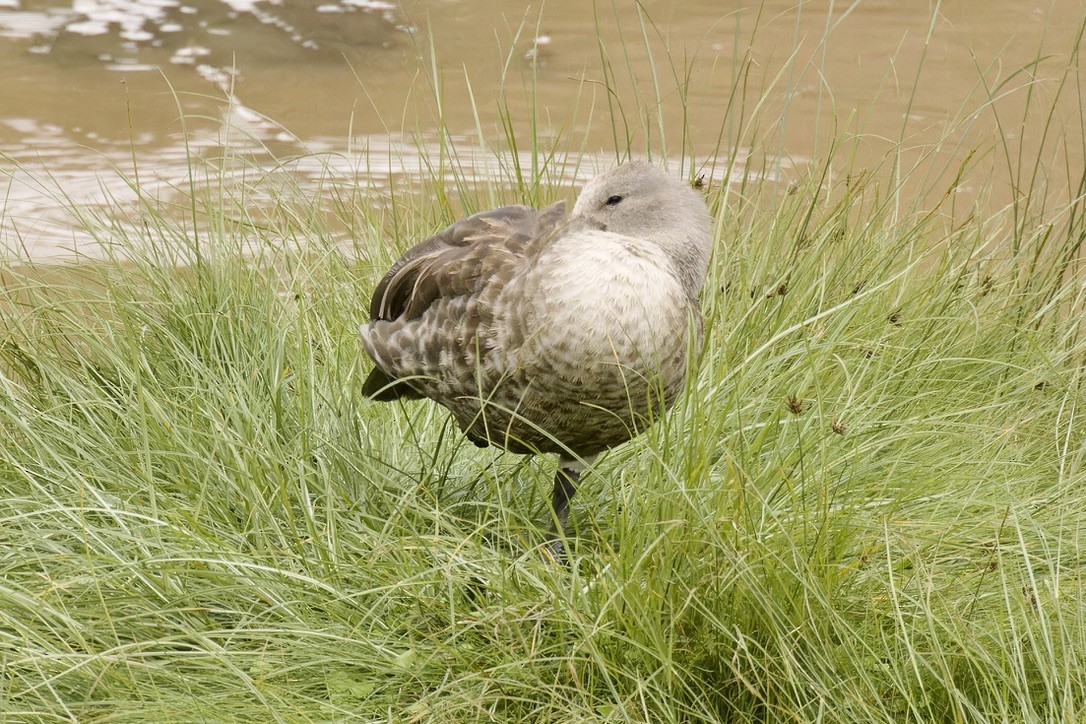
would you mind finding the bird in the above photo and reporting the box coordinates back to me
[359,161,713,555]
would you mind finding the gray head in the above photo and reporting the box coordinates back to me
[571,161,713,296]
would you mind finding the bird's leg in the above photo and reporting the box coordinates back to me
[546,461,583,561]
[551,466,579,533]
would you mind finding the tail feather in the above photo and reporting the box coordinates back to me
[362,367,424,401]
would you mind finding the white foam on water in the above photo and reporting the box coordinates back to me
[65,19,109,35]
[169,44,209,64]
[342,0,397,10]
[217,0,271,13]
[0,9,73,39]
[65,0,179,41]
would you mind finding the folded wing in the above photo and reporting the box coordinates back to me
[362,201,568,400]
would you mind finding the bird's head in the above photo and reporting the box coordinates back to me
[570,160,713,295]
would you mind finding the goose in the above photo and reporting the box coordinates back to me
[360,161,713,554]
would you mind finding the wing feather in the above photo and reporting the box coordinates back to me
[368,202,568,322]
[362,200,567,402]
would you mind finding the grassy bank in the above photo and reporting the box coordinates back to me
[3,153,1086,722]
[3,14,1086,724]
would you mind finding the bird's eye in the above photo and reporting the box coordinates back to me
[605,194,623,206]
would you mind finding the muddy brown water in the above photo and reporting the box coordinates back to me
[1,0,1083,258]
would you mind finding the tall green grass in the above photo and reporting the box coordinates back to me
[2,5,1086,722]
